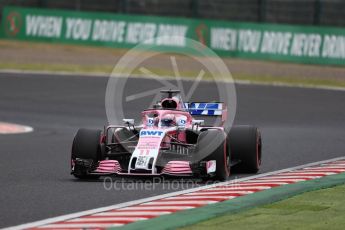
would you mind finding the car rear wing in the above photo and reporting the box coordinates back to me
[183,102,228,124]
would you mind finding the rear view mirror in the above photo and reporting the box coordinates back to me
[123,119,135,126]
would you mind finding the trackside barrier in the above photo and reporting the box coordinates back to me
[2,6,345,66]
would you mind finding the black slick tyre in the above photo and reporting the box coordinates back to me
[197,129,230,181]
[71,128,102,179]
[229,125,262,173]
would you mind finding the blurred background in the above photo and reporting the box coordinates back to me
[1,0,345,27]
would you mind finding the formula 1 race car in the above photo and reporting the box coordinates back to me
[71,90,262,181]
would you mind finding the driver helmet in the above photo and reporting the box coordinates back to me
[161,114,176,127]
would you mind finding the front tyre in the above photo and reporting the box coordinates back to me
[71,128,102,179]
[197,129,230,181]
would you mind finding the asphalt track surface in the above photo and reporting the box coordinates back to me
[0,72,345,228]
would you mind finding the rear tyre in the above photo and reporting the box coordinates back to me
[228,125,262,173]
[71,128,102,179]
[196,129,230,181]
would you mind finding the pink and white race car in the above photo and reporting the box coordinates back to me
[71,90,262,181]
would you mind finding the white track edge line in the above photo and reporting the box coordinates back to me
[3,156,345,230]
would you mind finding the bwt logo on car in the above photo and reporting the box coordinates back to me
[140,130,164,137]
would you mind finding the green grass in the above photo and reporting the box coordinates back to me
[179,183,345,230]
[1,62,345,89]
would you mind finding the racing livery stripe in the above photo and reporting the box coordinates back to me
[7,158,345,230]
